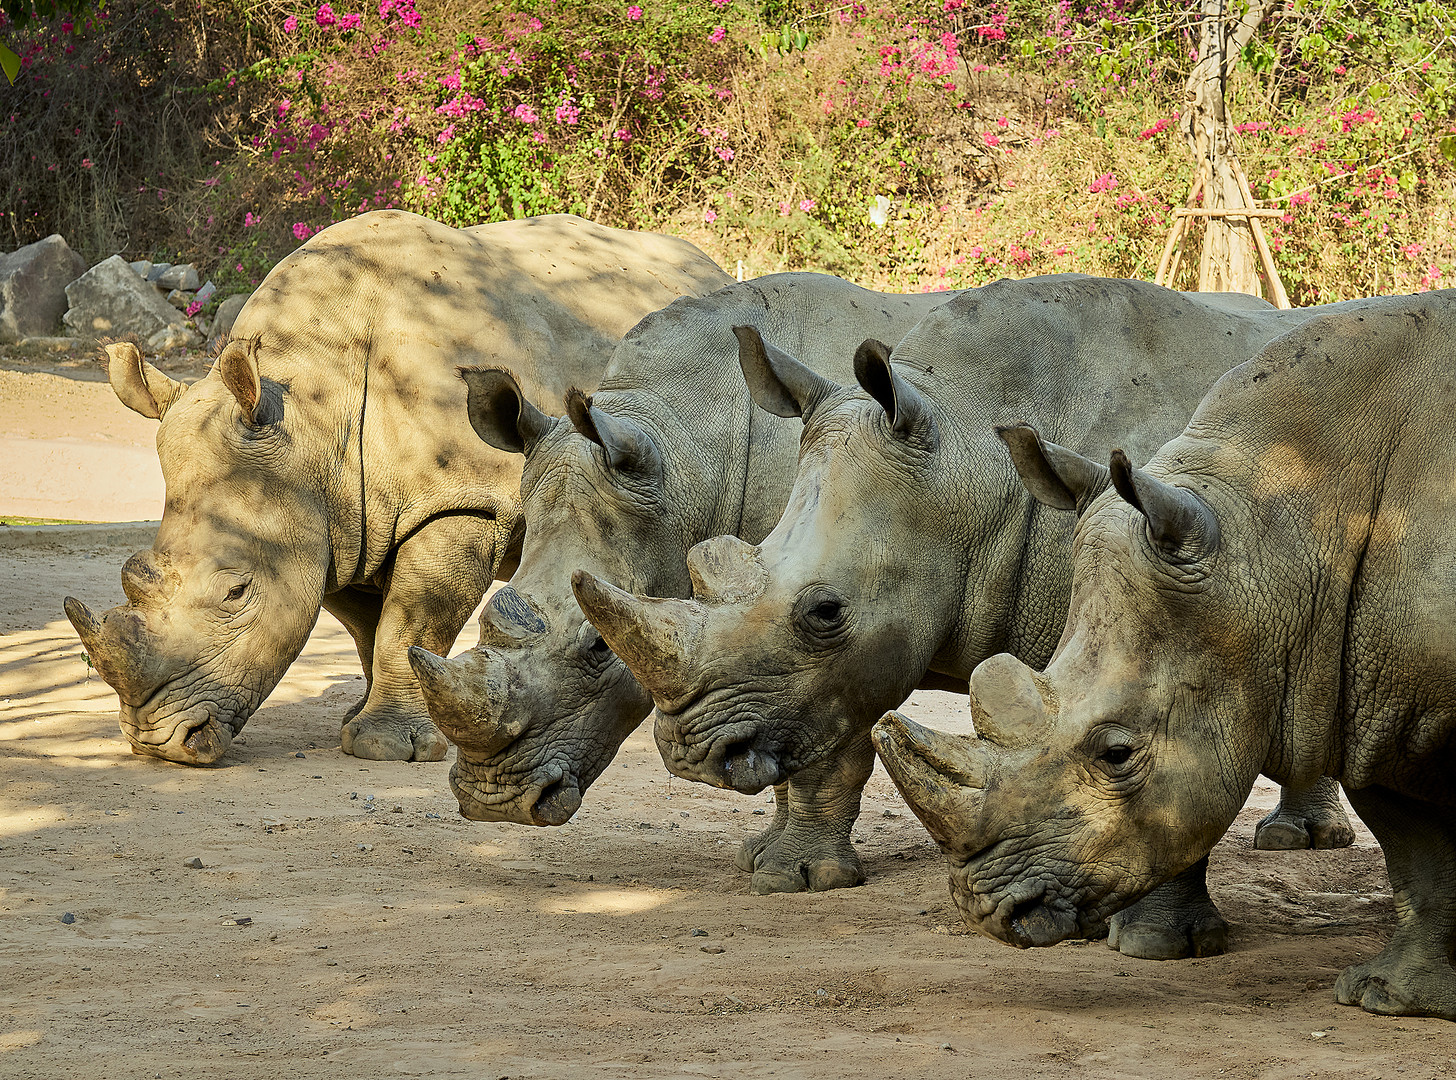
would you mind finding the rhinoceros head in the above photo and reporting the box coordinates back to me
[574,332,957,793]
[65,341,332,764]
[409,366,678,824]
[873,430,1268,947]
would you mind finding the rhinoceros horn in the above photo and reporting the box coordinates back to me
[104,342,186,420]
[967,652,1057,750]
[872,710,994,859]
[571,570,704,709]
[408,645,527,757]
[63,595,172,708]
[685,535,767,604]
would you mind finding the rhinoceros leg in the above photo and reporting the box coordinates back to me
[1334,786,1456,1020]
[340,514,497,762]
[734,783,790,872]
[738,732,874,894]
[1106,856,1229,960]
[1255,776,1357,850]
[321,586,385,722]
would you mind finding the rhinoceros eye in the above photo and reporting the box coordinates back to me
[1099,744,1133,767]
[224,583,247,603]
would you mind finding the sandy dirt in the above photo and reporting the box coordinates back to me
[1,352,1453,1079]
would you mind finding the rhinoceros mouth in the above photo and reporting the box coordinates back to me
[656,716,787,794]
[954,860,1092,950]
[119,699,239,766]
[449,758,583,826]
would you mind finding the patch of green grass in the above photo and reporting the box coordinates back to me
[0,517,93,526]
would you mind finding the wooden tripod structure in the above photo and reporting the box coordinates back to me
[1153,0,1291,309]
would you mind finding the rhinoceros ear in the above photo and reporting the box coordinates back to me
[215,337,262,425]
[458,366,557,456]
[734,325,839,421]
[997,423,1111,514]
[854,338,937,446]
[104,341,185,421]
[1110,448,1220,557]
[565,387,661,476]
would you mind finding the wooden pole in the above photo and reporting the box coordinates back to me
[1155,164,1207,288]
[1231,157,1292,308]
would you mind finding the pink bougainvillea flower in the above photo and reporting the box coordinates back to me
[185,299,204,317]
[531,130,547,143]
[511,103,539,123]
[555,99,581,124]
[704,208,717,223]
[292,222,314,241]
[799,198,816,211]
[709,26,725,42]
[627,4,642,18]
[282,14,298,32]
[244,211,259,227]
[615,127,631,141]
[278,98,291,115]
[1088,172,1117,194]
[315,3,336,27]
[437,123,456,143]
[777,201,790,217]
[339,12,362,29]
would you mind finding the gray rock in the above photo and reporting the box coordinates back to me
[145,323,202,353]
[194,280,217,305]
[60,912,76,924]
[689,927,708,937]
[156,263,200,291]
[206,292,250,347]
[145,262,172,283]
[166,288,192,310]
[183,856,204,869]
[64,255,189,340]
[129,260,152,278]
[0,234,88,343]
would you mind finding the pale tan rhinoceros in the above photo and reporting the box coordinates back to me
[64,210,731,765]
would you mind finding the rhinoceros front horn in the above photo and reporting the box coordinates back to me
[64,596,102,646]
[571,570,704,710]
[872,710,994,859]
[408,645,525,757]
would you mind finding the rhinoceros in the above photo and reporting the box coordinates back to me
[63,210,731,765]
[404,273,962,825]
[871,291,1456,1019]
[576,277,1356,936]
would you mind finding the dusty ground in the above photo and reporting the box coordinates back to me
[1,353,1453,1079]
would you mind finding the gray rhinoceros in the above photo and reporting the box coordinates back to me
[872,291,1456,1019]
[576,277,1355,938]
[63,210,730,765]
[404,274,962,824]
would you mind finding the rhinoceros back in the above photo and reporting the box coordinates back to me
[226,210,731,578]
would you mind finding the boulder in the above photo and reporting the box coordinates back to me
[166,289,192,310]
[0,235,88,344]
[145,323,202,353]
[156,264,200,291]
[194,280,217,305]
[129,260,153,278]
[206,292,249,347]
[144,263,171,284]
[63,255,190,340]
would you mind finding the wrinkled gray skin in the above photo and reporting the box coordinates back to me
[406,274,959,826]
[64,210,730,765]
[579,276,1355,927]
[873,292,1456,1019]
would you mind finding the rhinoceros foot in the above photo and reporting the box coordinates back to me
[1106,856,1228,960]
[1335,955,1456,1020]
[1254,778,1357,850]
[340,707,449,762]
[741,820,865,894]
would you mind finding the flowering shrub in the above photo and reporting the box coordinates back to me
[1,0,1453,305]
